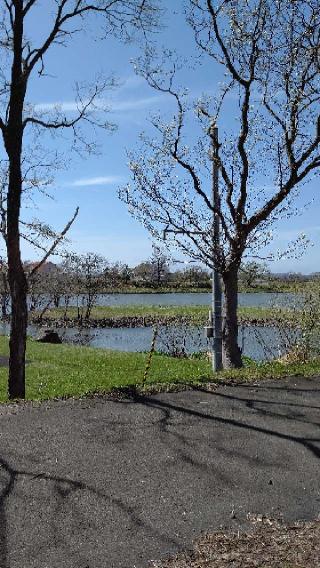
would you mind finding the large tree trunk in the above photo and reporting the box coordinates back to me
[7,258,27,399]
[6,155,28,399]
[222,266,243,368]
[5,2,28,399]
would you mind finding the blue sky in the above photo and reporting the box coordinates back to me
[3,0,319,273]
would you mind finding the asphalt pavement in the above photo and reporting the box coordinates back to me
[0,376,319,568]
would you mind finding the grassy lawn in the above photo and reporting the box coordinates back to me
[88,281,309,294]
[34,304,294,324]
[0,335,211,402]
[0,335,319,403]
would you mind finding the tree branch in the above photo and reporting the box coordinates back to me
[206,0,249,87]
[23,0,38,16]
[25,0,155,76]
[29,206,79,278]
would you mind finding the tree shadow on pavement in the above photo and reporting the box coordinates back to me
[195,386,320,425]
[134,385,320,461]
[0,454,181,568]
[0,381,319,568]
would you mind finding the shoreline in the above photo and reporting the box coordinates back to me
[30,314,295,329]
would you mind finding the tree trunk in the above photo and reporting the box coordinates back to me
[1,297,7,319]
[5,2,28,399]
[222,266,243,368]
[7,256,27,399]
[1,272,8,318]
[39,299,53,321]
[7,146,28,399]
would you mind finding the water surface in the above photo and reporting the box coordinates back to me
[0,322,296,363]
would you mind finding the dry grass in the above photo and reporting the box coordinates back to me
[150,517,320,568]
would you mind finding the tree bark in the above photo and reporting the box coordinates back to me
[222,266,243,368]
[1,272,9,318]
[7,255,27,399]
[5,2,28,399]
[6,143,28,399]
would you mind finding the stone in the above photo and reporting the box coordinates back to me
[36,329,62,344]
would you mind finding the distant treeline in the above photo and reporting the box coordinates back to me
[0,251,318,319]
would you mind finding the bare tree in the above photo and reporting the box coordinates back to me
[0,0,159,399]
[64,252,107,320]
[120,0,320,368]
[239,261,270,289]
[132,260,154,286]
[103,261,132,288]
[150,244,170,287]
[171,265,210,289]
[131,246,170,287]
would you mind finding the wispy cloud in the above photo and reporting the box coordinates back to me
[118,75,146,91]
[110,96,164,111]
[68,175,124,187]
[34,101,82,112]
[34,95,164,114]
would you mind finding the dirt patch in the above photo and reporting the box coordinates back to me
[150,517,320,568]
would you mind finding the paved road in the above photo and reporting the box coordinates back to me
[0,376,319,568]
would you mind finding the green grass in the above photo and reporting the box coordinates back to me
[0,335,211,402]
[0,335,319,403]
[101,285,212,294]
[90,280,310,294]
[35,304,293,325]
[215,357,320,382]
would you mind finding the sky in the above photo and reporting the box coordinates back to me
[1,0,319,273]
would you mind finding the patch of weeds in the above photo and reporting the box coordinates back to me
[150,517,320,568]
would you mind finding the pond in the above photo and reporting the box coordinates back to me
[0,321,297,363]
[2,292,301,362]
[58,324,297,361]
[28,291,297,310]
[80,292,296,308]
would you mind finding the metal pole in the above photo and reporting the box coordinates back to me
[210,122,223,371]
